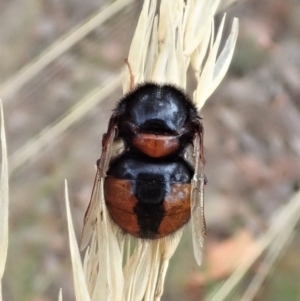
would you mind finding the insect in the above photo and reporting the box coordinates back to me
[81,83,207,264]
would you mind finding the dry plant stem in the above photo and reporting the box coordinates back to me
[0,0,134,99]
[0,101,9,301]
[240,230,296,301]
[207,190,300,301]
[217,0,241,12]
[58,288,63,301]
[9,73,122,175]
[79,0,238,300]
[193,16,239,110]
[124,0,238,110]
[144,242,160,301]
[124,241,149,300]
[65,180,91,301]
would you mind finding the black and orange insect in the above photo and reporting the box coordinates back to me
[81,83,207,264]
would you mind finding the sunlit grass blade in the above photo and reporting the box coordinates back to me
[65,180,91,301]
[77,1,239,300]
[184,0,221,55]
[0,0,133,100]
[0,100,9,301]
[153,234,183,300]
[217,0,241,12]
[207,190,300,301]
[58,288,63,301]
[239,228,296,301]
[193,16,239,110]
[9,74,122,175]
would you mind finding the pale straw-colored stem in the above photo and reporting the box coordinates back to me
[67,1,239,300]
[240,230,296,301]
[207,190,300,301]
[9,74,122,175]
[58,288,63,301]
[0,100,9,301]
[0,0,133,100]
[65,180,91,301]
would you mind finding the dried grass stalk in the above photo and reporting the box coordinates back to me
[58,288,63,301]
[65,181,91,301]
[239,229,295,301]
[66,0,238,300]
[0,0,133,99]
[207,190,300,301]
[0,100,9,301]
[9,74,122,175]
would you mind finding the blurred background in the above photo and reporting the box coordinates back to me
[1,0,300,300]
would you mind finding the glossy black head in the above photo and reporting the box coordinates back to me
[117,83,197,133]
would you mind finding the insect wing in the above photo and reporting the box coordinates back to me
[80,124,116,250]
[80,168,101,250]
[191,126,207,266]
